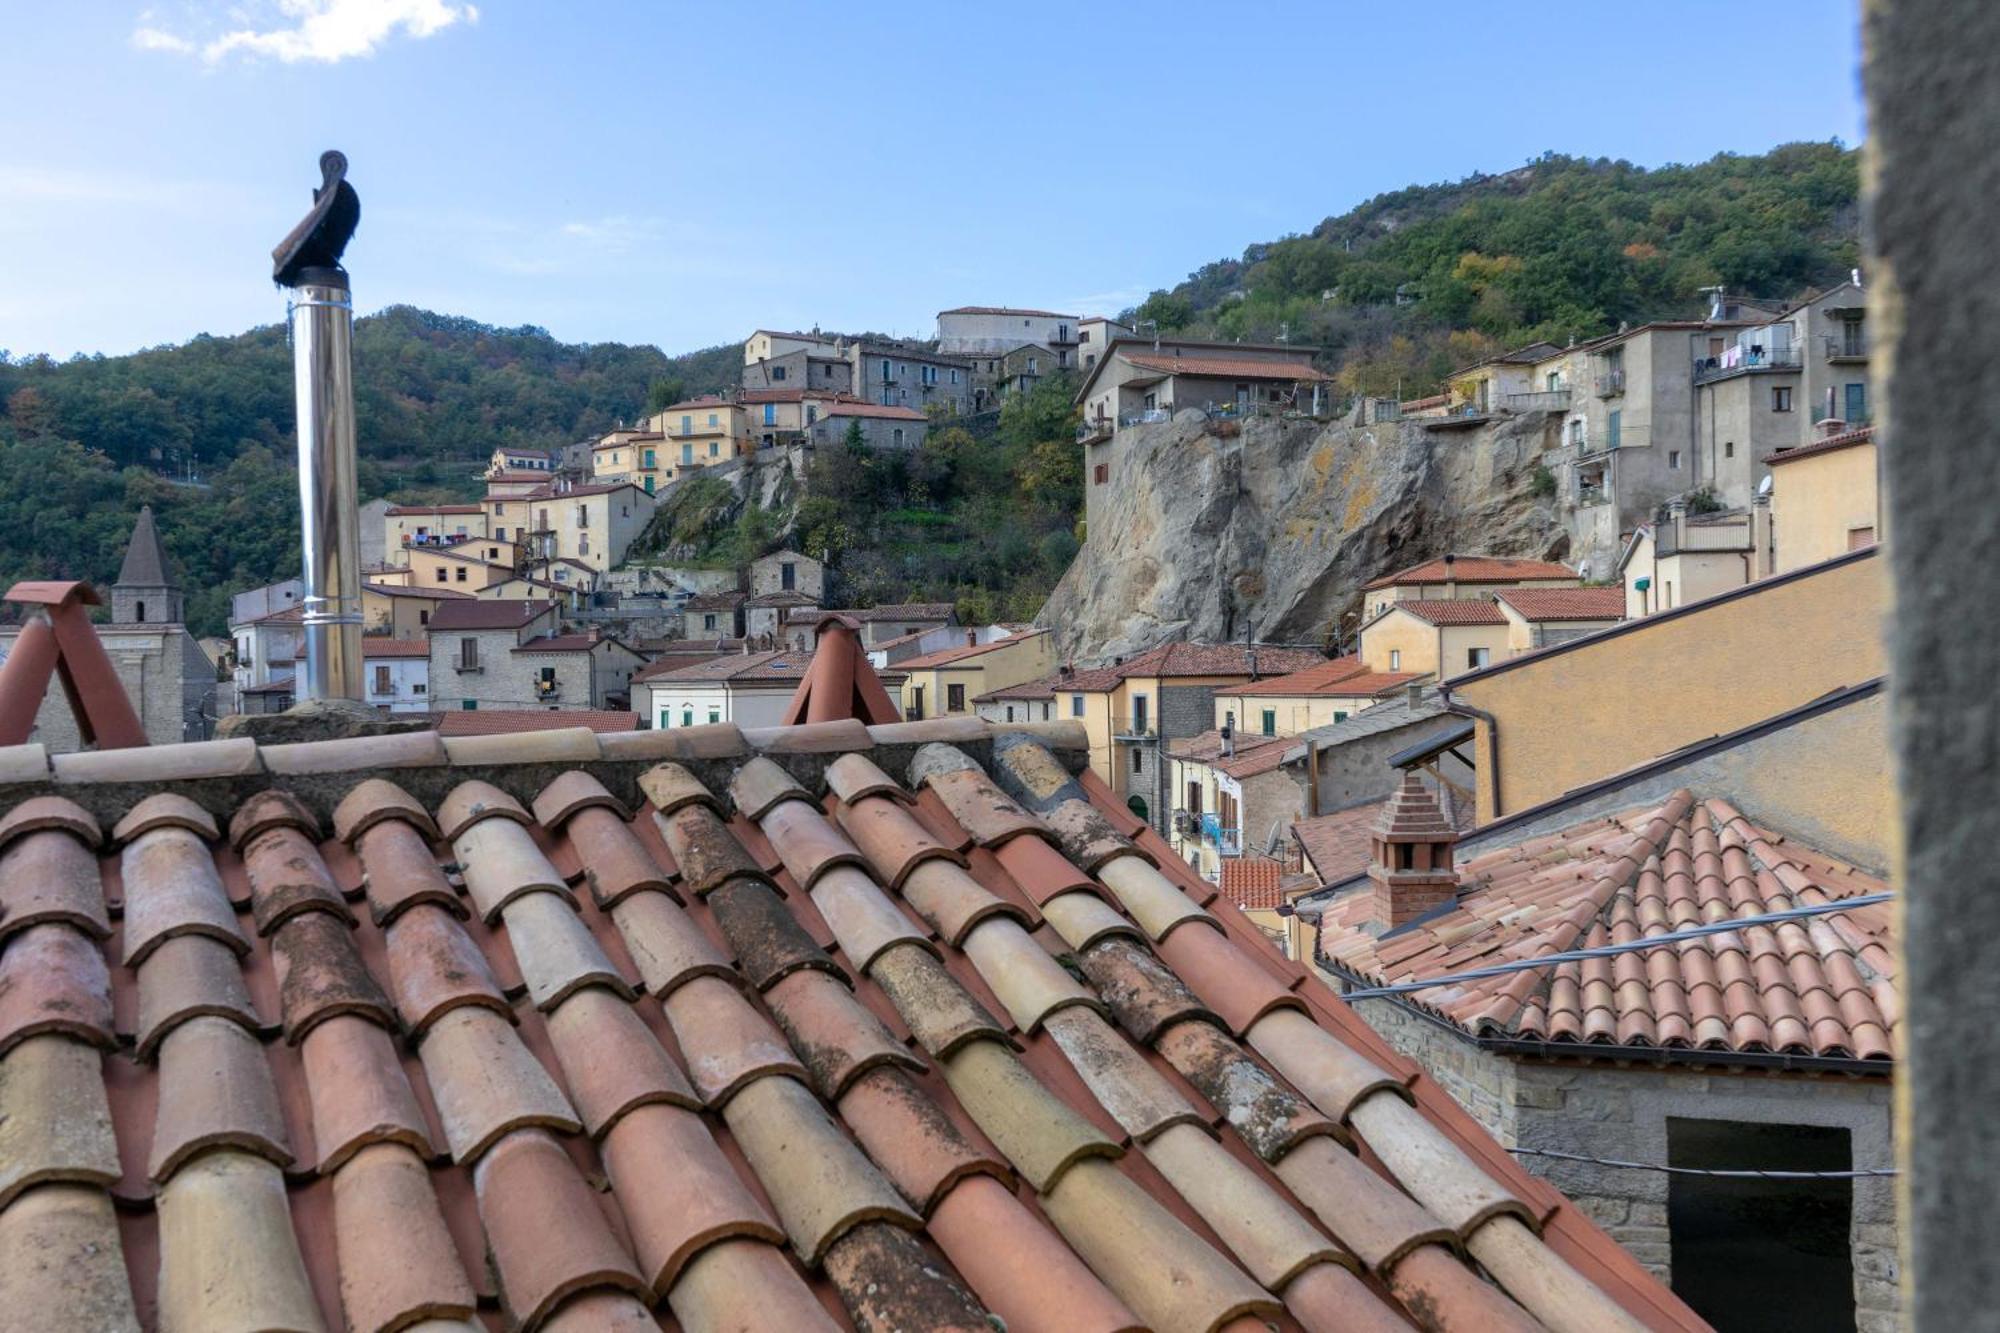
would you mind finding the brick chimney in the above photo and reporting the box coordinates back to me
[1368,772,1460,929]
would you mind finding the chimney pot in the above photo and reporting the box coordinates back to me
[1368,772,1460,929]
[1405,681,1423,708]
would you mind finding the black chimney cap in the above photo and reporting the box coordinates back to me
[272,150,360,287]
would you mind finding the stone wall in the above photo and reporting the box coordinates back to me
[1347,990,1898,1328]
[0,624,206,749]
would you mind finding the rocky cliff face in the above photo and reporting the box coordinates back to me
[1040,409,1571,658]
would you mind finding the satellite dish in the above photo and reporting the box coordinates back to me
[1758,475,1774,496]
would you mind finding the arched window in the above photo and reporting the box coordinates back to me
[135,601,146,623]
[1127,795,1149,823]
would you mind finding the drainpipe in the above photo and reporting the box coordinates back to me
[274,152,364,702]
[1443,689,1503,821]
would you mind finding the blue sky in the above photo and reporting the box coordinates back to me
[0,2,1865,359]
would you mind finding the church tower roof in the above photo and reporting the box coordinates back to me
[115,505,174,590]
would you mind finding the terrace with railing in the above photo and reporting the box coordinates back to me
[1692,344,1803,384]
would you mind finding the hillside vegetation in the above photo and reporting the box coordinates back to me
[1130,142,1860,396]
[0,142,1862,636]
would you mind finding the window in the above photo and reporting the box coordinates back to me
[806,406,817,425]
[1607,409,1622,449]
[643,449,655,469]
[1725,442,1735,458]
[1845,382,1868,422]
[764,404,776,425]
[892,428,906,448]
[494,503,505,515]
[435,568,449,583]
[1071,695,1085,718]
[373,664,392,695]
[771,366,786,381]
[458,638,478,670]
[412,683,425,695]
[1027,356,1039,374]
[910,685,926,720]
[579,533,589,556]
[1093,463,1109,485]
[1260,709,1276,736]
[1468,647,1490,669]
[1666,1118,1853,1331]
[708,708,720,724]
[1332,710,1348,724]
[708,442,718,457]
[418,610,429,626]
[682,443,694,465]
[135,601,146,622]
[1131,748,1143,775]
[486,547,498,560]
[780,562,796,591]
[643,476,654,494]
[462,699,477,710]
[681,415,692,434]
[537,666,556,695]
[454,566,467,583]
[1668,450,1683,469]
[576,506,589,528]
[947,683,966,712]
[1389,649,1401,671]
[950,369,959,384]
[659,709,672,729]
[1185,780,1202,817]
[1772,386,1794,412]
[1848,525,1877,550]
[703,613,717,632]
[683,708,694,727]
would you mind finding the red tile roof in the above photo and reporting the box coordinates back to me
[640,649,816,684]
[1165,728,1294,778]
[973,673,1060,702]
[1385,599,1509,626]
[0,716,1701,1331]
[939,305,1078,317]
[1764,423,1876,466]
[894,631,1045,670]
[427,599,553,631]
[1060,643,1329,692]
[433,708,641,735]
[385,503,483,516]
[1364,555,1579,591]
[788,603,956,625]
[1494,587,1627,622]
[1214,656,1422,699]
[362,582,474,601]
[513,633,610,655]
[630,649,737,683]
[1218,855,1288,910]
[1122,353,1333,382]
[1293,801,1392,885]
[1317,791,1895,1061]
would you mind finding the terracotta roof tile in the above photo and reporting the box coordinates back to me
[0,712,1705,1331]
[1315,791,1896,1061]
[1219,855,1289,910]
[1494,586,1627,621]
[1383,597,1510,626]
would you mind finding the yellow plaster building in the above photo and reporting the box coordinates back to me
[895,631,1054,722]
[1210,657,1420,737]
[382,504,488,567]
[1446,546,1886,822]
[1361,554,1581,621]
[1768,425,1881,573]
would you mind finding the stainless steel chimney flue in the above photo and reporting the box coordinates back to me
[273,151,364,702]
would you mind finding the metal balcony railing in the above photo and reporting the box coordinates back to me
[1824,334,1871,362]
[1112,715,1156,740]
[1503,389,1572,412]
[1118,408,1173,427]
[1196,812,1243,856]
[1594,369,1626,397]
[1692,345,1802,384]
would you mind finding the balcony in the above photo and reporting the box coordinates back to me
[1824,333,1870,363]
[1594,369,1626,397]
[534,680,562,701]
[1197,812,1243,857]
[1503,389,1572,412]
[1691,345,1802,385]
[1077,417,1113,445]
[1112,714,1156,741]
[1118,408,1173,428]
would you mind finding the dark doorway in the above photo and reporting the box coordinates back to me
[1667,1117,1854,1332]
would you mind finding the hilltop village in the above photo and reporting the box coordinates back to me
[0,285,1895,1333]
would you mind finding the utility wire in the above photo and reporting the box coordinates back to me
[1336,892,1893,1000]
[1507,1146,1897,1180]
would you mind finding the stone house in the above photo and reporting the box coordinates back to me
[809,402,928,451]
[1076,338,1332,436]
[743,593,819,643]
[512,631,646,709]
[843,340,974,416]
[2,506,212,746]
[748,549,823,601]
[289,637,431,714]
[997,343,1054,398]
[1492,586,1625,653]
[680,591,745,640]
[784,602,957,651]
[1306,713,1898,1333]
[1211,656,1421,739]
[1361,554,1583,622]
[741,387,853,448]
[971,674,1061,725]
[740,328,848,392]
[425,598,560,712]
[230,605,303,697]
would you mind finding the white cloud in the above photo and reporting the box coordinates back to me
[133,0,478,65]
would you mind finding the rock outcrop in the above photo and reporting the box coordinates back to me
[1040,409,1571,658]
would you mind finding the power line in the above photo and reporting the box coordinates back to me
[1507,1146,1896,1180]
[1336,892,1893,1000]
